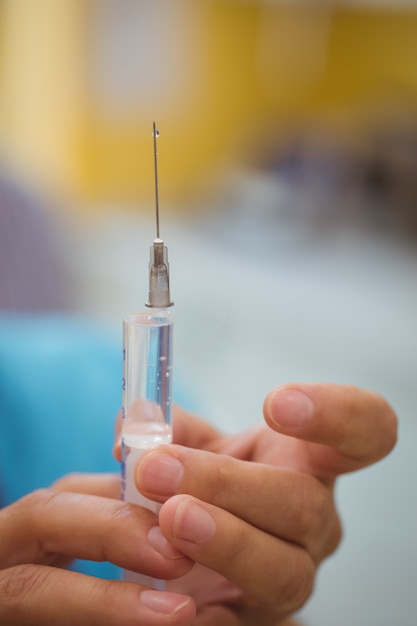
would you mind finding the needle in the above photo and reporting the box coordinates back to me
[153,121,160,239]
[146,122,173,309]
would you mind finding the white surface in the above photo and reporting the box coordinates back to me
[68,191,417,625]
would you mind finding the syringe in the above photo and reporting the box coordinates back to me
[121,122,174,588]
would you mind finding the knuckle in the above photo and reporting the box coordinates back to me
[108,500,152,528]
[108,501,135,524]
[295,479,343,563]
[0,564,49,603]
[306,483,334,537]
[209,457,233,507]
[288,475,332,542]
[312,504,343,564]
[87,575,113,607]
[231,523,253,563]
[326,513,343,557]
[278,552,316,611]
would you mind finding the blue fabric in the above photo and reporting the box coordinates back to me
[0,314,121,501]
[0,314,122,578]
[0,313,192,580]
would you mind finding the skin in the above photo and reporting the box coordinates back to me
[0,383,397,625]
[0,482,196,625]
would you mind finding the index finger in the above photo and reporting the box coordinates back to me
[263,383,398,475]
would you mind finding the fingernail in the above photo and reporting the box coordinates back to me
[268,389,314,428]
[174,500,216,544]
[141,590,191,615]
[147,525,185,560]
[138,452,183,496]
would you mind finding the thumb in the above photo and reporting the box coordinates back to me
[263,383,397,476]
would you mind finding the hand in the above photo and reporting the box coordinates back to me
[0,474,196,625]
[128,383,397,625]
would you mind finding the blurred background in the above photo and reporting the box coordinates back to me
[1,0,417,623]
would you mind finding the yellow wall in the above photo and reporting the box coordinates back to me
[1,1,417,208]
[0,0,83,196]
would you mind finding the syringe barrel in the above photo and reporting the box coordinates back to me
[122,310,173,442]
[121,309,174,587]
